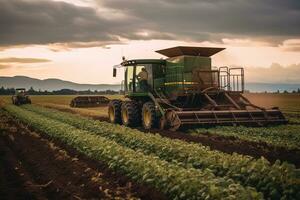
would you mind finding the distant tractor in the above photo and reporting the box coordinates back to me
[108,46,287,131]
[12,88,31,105]
[70,96,110,107]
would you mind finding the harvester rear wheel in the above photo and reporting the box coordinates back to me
[121,101,140,127]
[142,102,157,130]
[108,99,122,124]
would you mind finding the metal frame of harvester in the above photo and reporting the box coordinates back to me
[108,46,287,131]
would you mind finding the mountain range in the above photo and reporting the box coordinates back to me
[0,76,120,91]
[0,76,299,92]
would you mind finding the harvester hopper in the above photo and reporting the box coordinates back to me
[108,46,287,131]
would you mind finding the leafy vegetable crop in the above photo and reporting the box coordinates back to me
[22,104,300,200]
[189,124,300,150]
[5,105,262,200]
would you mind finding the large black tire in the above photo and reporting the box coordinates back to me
[142,102,158,130]
[121,101,141,127]
[12,97,20,105]
[15,99,20,106]
[108,99,122,124]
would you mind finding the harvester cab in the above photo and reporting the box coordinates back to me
[109,46,287,131]
[12,88,31,105]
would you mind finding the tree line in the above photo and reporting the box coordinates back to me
[0,87,119,95]
[1,86,300,95]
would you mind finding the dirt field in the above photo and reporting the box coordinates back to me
[244,93,300,112]
[0,113,165,200]
[1,94,300,162]
[1,93,299,117]
[0,95,122,119]
[1,93,299,199]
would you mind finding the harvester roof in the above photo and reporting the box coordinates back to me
[156,46,225,58]
[121,59,165,66]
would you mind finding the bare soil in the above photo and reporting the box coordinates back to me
[0,113,166,200]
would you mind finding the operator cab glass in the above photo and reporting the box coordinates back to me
[123,59,165,95]
[124,64,152,93]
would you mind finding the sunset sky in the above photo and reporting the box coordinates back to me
[0,0,300,84]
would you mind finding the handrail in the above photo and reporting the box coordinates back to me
[219,67,244,92]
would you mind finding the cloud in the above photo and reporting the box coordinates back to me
[0,57,51,63]
[98,0,300,43]
[0,0,173,48]
[0,64,11,70]
[245,63,300,83]
[0,0,117,46]
[279,39,300,52]
[0,0,299,49]
[0,57,51,70]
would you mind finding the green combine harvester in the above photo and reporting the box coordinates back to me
[108,46,287,131]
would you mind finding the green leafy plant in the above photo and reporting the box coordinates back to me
[5,105,262,200]
[22,104,300,200]
[189,125,300,150]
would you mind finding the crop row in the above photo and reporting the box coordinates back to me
[189,123,300,150]
[5,105,261,200]
[22,104,300,200]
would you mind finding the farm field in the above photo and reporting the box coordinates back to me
[1,93,299,118]
[0,93,300,199]
[0,95,122,119]
[1,94,300,153]
[244,93,300,113]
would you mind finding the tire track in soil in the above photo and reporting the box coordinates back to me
[0,113,166,200]
[0,138,45,200]
[41,104,300,167]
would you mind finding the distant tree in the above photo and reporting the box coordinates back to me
[0,87,5,95]
[0,86,119,95]
[28,87,36,95]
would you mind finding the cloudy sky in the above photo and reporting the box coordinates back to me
[0,0,300,84]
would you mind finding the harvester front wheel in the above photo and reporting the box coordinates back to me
[142,102,157,130]
[121,101,140,127]
[108,99,122,124]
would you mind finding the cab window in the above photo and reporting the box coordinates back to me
[125,66,134,92]
[135,64,152,92]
